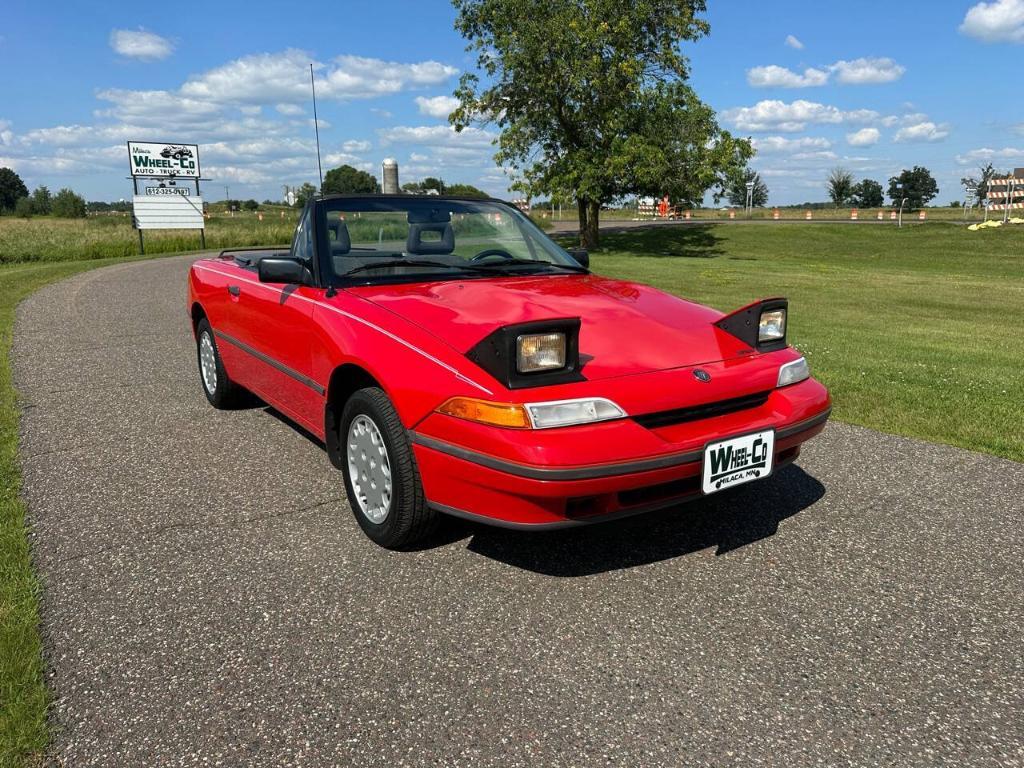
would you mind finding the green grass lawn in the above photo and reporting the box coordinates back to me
[577,222,1024,462]
[0,213,297,263]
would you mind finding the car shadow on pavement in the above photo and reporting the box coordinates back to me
[461,465,825,577]
[259,405,825,575]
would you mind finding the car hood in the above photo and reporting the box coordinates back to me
[345,274,754,381]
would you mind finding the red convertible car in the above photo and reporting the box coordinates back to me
[188,195,830,547]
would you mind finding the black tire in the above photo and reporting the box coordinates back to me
[339,387,437,548]
[195,318,241,409]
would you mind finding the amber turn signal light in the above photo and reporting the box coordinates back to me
[436,397,530,429]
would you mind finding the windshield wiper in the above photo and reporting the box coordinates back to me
[473,257,588,273]
[340,259,490,277]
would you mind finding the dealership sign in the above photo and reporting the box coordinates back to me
[127,141,200,179]
[132,194,204,230]
[144,185,190,196]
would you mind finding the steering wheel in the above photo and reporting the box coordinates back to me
[470,248,516,263]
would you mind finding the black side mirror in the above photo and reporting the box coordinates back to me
[568,248,589,269]
[258,257,308,284]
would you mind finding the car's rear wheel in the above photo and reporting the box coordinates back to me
[195,318,241,408]
[340,387,437,548]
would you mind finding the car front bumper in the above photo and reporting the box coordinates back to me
[410,378,832,529]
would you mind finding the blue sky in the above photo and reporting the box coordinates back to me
[1,0,1021,205]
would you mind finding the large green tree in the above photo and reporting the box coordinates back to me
[852,178,884,208]
[451,0,750,248]
[827,167,855,207]
[322,164,380,195]
[446,182,489,198]
[0,167,29,212]
[51,188,86,218]
[31,186,52,215]
[294,182,319,207]
[888,166,938,210]
[724,168,768,208]
[960,163,999,207]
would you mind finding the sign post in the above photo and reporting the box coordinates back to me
[127,142,206,253]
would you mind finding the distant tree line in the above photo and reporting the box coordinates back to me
[0,167,89,218]
[826,166,939,210]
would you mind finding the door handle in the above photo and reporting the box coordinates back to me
[227,285,240,297]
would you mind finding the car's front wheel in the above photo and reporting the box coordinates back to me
[195,318,241,408]
[339,387,437,548]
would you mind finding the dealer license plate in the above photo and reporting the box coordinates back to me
[702,429,775,495]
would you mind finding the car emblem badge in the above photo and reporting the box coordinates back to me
[693,369,711,383]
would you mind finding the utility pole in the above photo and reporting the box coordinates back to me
[225,185,232,217]
[897,184,908,229]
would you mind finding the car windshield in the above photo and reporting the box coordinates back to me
[317,197,585,285]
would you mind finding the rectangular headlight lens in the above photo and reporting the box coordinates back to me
[526,398,625,429]
[777,357,809,387]
[759,308,786,342]
[517,332,566,373]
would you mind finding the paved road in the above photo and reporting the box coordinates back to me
[14,255,1024,767]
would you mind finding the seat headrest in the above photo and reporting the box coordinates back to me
[328,219,351,255]
[407,222,455,255]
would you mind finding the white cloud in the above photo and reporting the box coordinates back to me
[321,151,365,167]
[956,146,1024,163]
[415,95,460,119]
[846,127,881,146]
[960,0,1024,43]
[746,65,829,88]
[6,48,500,199]
[752,136,831,153]
[760,168,809,178]
[179,50,457,106]
[747,57,904,89]
[378,124,495,148]
[792,150,839,161]
[724,99,882,132]
[785,35,805,50]
[21,123,145,146]
[831,57,905,84]
[95,88,225,123]
[894,121,949,143]
[109,29,173,61]
[204,165,274,185]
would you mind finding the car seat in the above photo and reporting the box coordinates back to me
[407,222,455,255]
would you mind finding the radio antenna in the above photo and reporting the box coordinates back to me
[309,63,324,194]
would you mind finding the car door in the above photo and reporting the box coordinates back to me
[237,206,324,432]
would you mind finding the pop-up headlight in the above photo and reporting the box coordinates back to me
[758,308,787,343]
[715,298,789,352]
[517,332,566,373]
[467,318,584,389]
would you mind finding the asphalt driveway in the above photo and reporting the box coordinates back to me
[14,254,1024,766]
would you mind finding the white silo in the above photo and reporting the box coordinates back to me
[382,158,399,194]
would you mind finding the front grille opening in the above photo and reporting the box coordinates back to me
[633,390,771,430]
[617,475,701,508]
[565,495,612,519]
